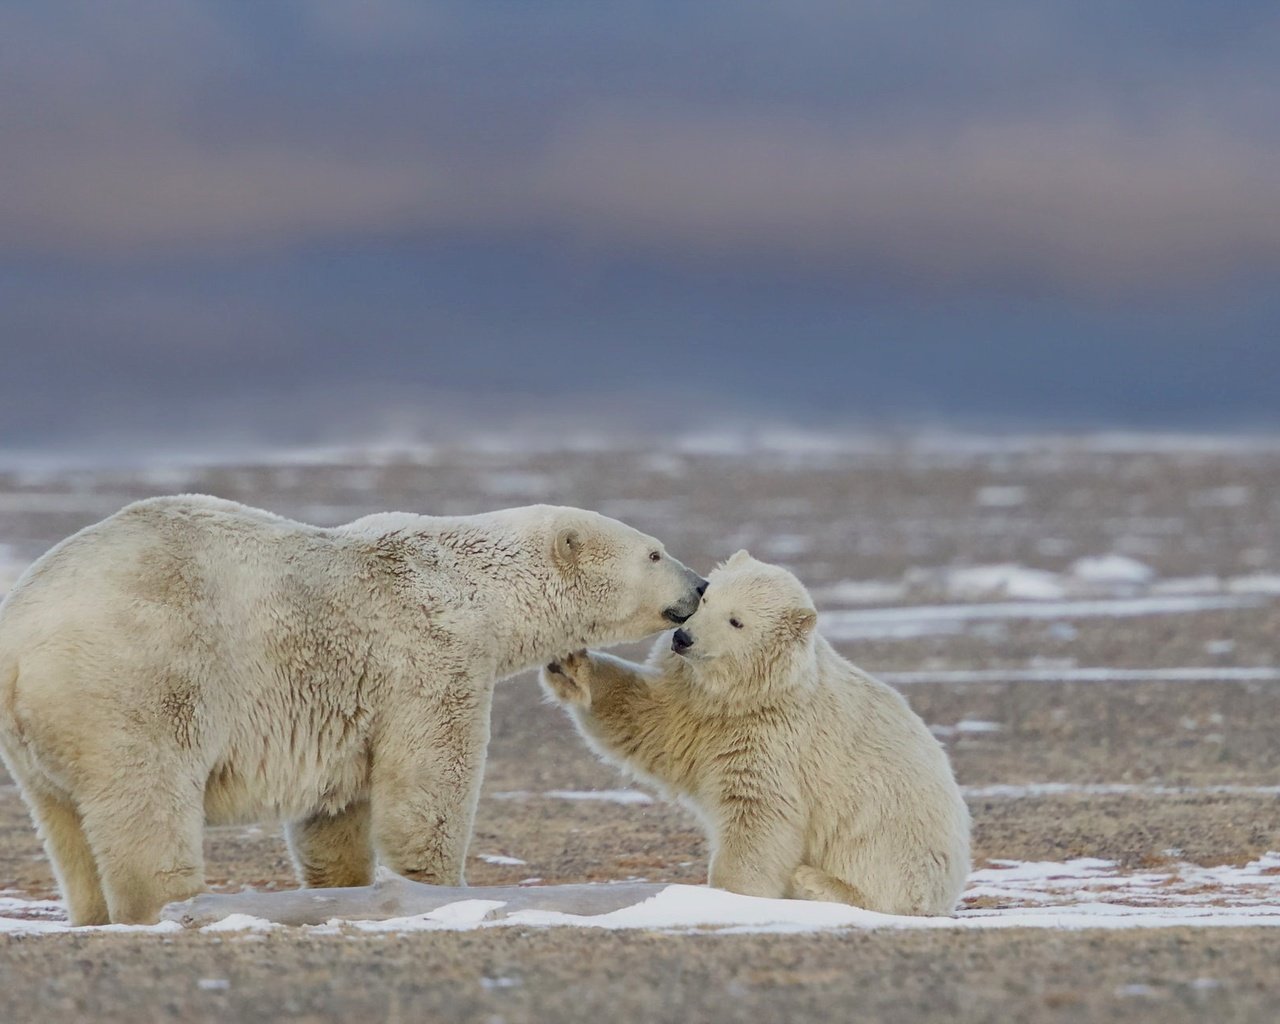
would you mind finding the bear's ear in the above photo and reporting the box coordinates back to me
[725,549,752,568]
[553,527,582,569]
[785,608,817,639]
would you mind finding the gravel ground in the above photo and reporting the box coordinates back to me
[1,435,1279,1022]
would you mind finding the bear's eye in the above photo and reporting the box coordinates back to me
[649,550,662,562]
[729,617,744,629]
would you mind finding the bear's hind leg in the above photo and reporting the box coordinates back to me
[23,784,109,925]
[790,864,874,909]
[287,797,375,888]
[79,770,206,924]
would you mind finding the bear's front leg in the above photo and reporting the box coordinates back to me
[369,676,494,885]
[540,650,593,707]
[708,810,806,900]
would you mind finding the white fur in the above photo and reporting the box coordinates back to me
[0,495,704,924]
[542,551,971,916]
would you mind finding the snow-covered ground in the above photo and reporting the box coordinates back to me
[3,853,1279,935]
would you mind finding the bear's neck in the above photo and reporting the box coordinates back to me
[429,523,582,680]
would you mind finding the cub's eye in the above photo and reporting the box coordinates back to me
[729,617,744,629]
[649,551,662,562]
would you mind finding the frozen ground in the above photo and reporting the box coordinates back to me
[1,432,1279,1022]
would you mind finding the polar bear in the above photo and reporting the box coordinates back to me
[0,495,706,924]
[541,551,970,916]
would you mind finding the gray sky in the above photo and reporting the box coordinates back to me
[3,1,1279,449]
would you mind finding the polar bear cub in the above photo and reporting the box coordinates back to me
[541,551,970,916]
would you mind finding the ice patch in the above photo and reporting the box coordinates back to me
[1151,576,1223,595]
[762,534,811,557]
[200,914,278,933]
[1070,554,1156,585]
[6,855,1280,934]
[974,485,1027,507]
[492,789,655,806]
[880,666,1280,685]
[941,565,1066,601]
[821,595,1262,641]
[543,789,655,805]
[963,783,1280,799]
[1117,983,1157,997]
[1225,574,1280,595]
[811,580,908,605]
[640,452,686,476]
[345,900,508,932]
[931,720,1003,737]
[969,858,1116,884]
[816,559,1276,614]
[1193,486,1251,508]
[964,853,1280,912]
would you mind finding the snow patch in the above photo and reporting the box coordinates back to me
[1070,554,1156,586]
[880,666,1280,685]
[815,558,1280,616]
[821,595,1261,641]
[810,580,908,605]
[931,720,1003,737]
[200,914,278,934]
[1225,574,1280,595]
[762,534,811,557]
[963,783,1280,799]
[5,855,1280,935]
[940,565,1066,601]
[974,486,1027,507]
[344,900,507,932]
[478,854,527,866]
[543,789,655,805]
[1193,486,1251,508]
[492,789,655,806]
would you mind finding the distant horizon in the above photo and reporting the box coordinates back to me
[6,410,1280,470]
[3,2,1277,450]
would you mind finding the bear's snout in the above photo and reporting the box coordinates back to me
[672,628,695,654]
[662,570,708,624]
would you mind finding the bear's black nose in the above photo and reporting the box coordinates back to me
[672,628,694,654]
[695,578,709,596]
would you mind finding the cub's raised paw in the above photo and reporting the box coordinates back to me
[540,650,592,706]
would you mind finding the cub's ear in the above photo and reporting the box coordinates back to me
[553,527,582,569]
[722,548,752,569]
[786,608,817,639]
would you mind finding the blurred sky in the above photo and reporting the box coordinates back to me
[2,1,1279,449]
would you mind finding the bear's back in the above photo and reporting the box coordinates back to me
[0,495,334,633]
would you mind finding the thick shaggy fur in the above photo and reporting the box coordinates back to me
[542,551,970,916]
[0,495,704,924]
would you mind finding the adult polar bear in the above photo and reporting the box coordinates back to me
[0,495,706,924]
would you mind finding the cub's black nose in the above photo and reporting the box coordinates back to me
[695,578,709,596]
[672,628,694,654]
